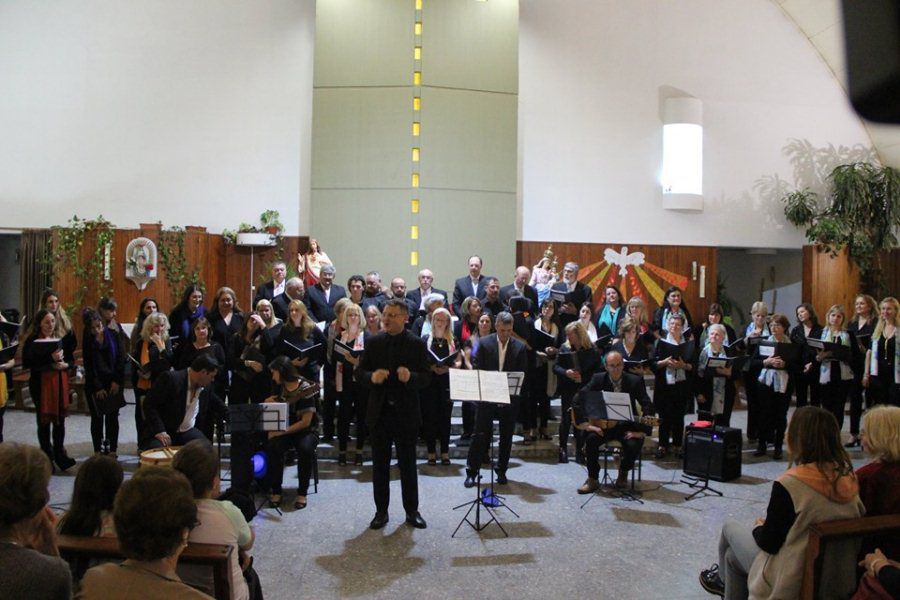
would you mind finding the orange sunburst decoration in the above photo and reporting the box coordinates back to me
[578,246,689,306]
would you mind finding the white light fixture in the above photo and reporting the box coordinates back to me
[662,97,703,211]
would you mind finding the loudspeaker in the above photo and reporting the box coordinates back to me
[683,426,742,482]
[843,0,900,123]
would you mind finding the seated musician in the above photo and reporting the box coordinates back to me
[573,350,653,493]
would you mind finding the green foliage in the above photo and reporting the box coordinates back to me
[157,224,204,305]
[51,215,115,313]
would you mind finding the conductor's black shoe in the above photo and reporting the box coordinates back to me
[405,512,427,529]
[464,470,478,488]
[494,469,508,484]
[699,564,725,597]
[558,448,569,464]
[369,512,389,530]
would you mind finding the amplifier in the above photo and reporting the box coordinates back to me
[683,426,742,482]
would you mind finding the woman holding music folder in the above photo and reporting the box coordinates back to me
[335,303,367,465]
[743,301,771,443]
[230,311,273,405]
[455,296,485,442]
[264,356,319,510]
[23,308,77,471]
[177,317,228,404]
[697,303,736,348]
[790,302,823,410]
[130,312,174,439]
[527,298,560,442]
[846,294,878,447]
[421,307,459,465]
[596,284,625,340]
[207,286,244,401]
[813,304,857,430]
[751,313,797,459]
[577,302,599,344]
[82,309,126,456]
[695,323,736,427]
[652,312,694,459]
[554,321,602,464]
[863,296,900,408]
[651,285,693,340]
[611,316,651,377]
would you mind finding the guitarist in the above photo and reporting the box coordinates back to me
[573,351,654,493]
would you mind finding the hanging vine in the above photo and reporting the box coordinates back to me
[157,224,204,305]
[51,215,115,313]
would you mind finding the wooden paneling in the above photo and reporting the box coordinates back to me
[517,241,717,318]
[802,245,900,317]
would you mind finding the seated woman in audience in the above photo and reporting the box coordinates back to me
[577,302,599,344]
[129,297,160,352]
[612,316,651,377]
[172,440,257,600]
[79,467,210,599]
[23,308,77,471]
[846,293,877,448]
[596,284,625,339]
[698,303,736,348]
[231,312,273,405]
[863,296,900,407]
[695,323,737,426]
[336,303,366,465]
[700,406,864,600]
[421,308,458,465]
[364,304,382,337]
[652,285,693,339]
[790,302,823,409]
[0,443,72,598]
[652,313,694,459]
[554,322,602,464]
[264,357,319,510]
[207,286,244,401]
[177,317,227,400]
[752,313,796,459]
[455,296,485,442]
[858,548,900,599]
[131,312,174,438]
[168,284,206,361]
[744,301,771,443]
[856,404,900,558]
[815,304,857,430]
[82,309,126,456]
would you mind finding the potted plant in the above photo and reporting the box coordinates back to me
[235,220,275,247]
[259,210,283,235]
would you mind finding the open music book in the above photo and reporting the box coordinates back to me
[449,369,524,404]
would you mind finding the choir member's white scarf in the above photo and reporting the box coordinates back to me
[534,319,558,395]
[819,329,853,384]
[758,334,790,393]
[869,327,900,383]
[664,332,687,385]
[697,343,726,414]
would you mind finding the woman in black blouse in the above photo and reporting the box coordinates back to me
[130,311,174,439]
[652,313,694,459]
[529,299,560,441]
[790,302,823,409]
[846,294,877,447]
[651,286,694,340]
[864,296,900,408]
[167,284,206,362]
[421,307,458,465]
[207,286,244,401]
[752,314,797,459]
[611,316,650,377]
[265,356,319,511]
[129,297,159,350]
[177,317,228,420]
[230,312,272,405]
[553,321,602,464]
[82,309,126,456]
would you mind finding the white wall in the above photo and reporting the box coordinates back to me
[0,1,314,235]
[519,0,873,248]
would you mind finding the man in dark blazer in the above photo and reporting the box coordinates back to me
[357,299,432,530]
[572,350,653,492]
[464,311,528,486]
[551,261,593,328]
[452,255,492,316]
[253,261,287,307]
[141,354,224,450]
[500,266,539,310]
[305,265,346,322]
[481,278,506,317]
[406,268,448,316]
[271,277,307,321]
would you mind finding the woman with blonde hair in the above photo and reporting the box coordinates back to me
[863,296,900,407]
[856,405,900,558]
[421,307,458,465]
[814,304,856,430]
[336,303,366,465]
[846,293,878,447]
[744,301,771,443]
[130,312,174,439]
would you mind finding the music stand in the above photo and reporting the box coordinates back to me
[226,403,289,514]
[680,427,724,501]
[451,371,524,538]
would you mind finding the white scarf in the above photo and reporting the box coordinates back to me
[870,327,900,384]
[535,319,558,395]
[758,334,790,393]
[819,329,853,384]
[697,343,726,414]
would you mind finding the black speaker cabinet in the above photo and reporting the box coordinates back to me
[843,0,900,123]
[683,426,742,482]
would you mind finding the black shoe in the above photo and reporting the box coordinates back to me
[337,452,347,466]
[464,470,478,488]
[753,444,767,457]
[369,512,389,530]
[699,564,725,597]
[494,470,508,485]
[773,448,783,460]
[405,512,427,529]
[574,451,586,465]
[615,470,629,489]
[844,437,861,448]
[355,452,364,466]
[54,453,76,472]
[558,448,569,464]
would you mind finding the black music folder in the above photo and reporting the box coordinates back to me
[757,340,801,363]
[655,339,695,361]
[30,338,62,361]
[0,343,17,363]
[427,348,460,367]
[804,338,852,362]
[549,289,579,305]
[332,338,363,359]
[0,320,21,339]
[532,327,559,349]
[282,340,322,360]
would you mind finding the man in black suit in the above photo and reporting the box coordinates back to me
[141,354,224,450]
[452,255,491,316]
[305,265,346,322]
[271,277,306,321]
[361,271,387,312]
[254,261,287,307]
[551,261,593,328]
[406,268,448,316]
[464,311,528,486]
[389,276,417,324]
[572,350,653,492]
[357,299,432,530]
[481,278,505,317]
[500,266,539,310]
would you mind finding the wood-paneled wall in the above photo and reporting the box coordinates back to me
[50,223,308,326]
[802,245,900,318]
[517,241,717,319]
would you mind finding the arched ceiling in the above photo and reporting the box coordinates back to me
[775,0,900,168]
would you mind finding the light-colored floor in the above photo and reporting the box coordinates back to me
[3,395,870,600]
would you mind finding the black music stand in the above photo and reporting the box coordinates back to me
[451,371,524,538]
[227,403,289,514]
[680,428,724,501]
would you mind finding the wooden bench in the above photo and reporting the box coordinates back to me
[9,368,87,414]
[57,534,233,600]
[800,513,900,599]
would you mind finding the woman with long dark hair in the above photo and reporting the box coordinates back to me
[528,298,560,441]
[82,309,126,456]
[168,284,206,361]
[790,302,823,409]
[652,285,693,339]
[230,311,272,406]
[58,454,123,538]
[596,284,625,338]
[455,296,484,442]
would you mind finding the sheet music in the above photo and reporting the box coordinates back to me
[121,323,135,338]
[806,338,825,349]
[759,345,775,357]
[706,357,729,369]
[449,369,511,404]
[449,369,483,401]
[602,391,634,421]
[260,402,288,431]
[478,371,511,404]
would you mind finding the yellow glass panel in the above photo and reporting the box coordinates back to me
[410,225,419,240]
[410,251,419,266]
[414,22,422,36]
[411,173,419,187]
[412,122,420,136]
[413,71,421,86]
[412,147,420,162]
[416,0,422,9]
[411,199,419,213]
[413,96,421,111]
[414,47,421,60]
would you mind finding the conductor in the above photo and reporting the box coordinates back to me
[358,299,432,530]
